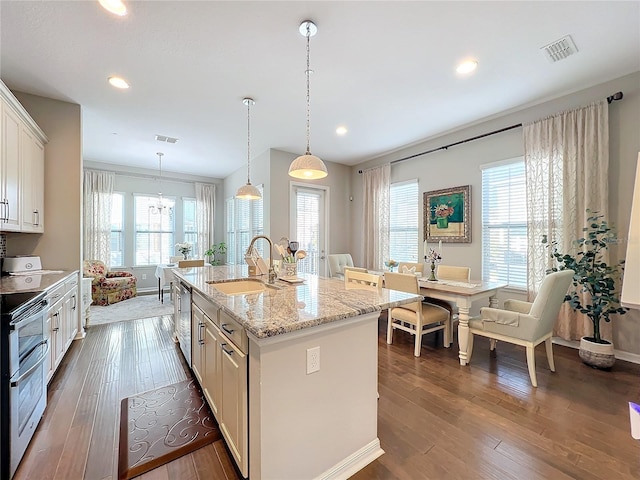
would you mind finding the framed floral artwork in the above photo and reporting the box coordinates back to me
[424,185,471,243]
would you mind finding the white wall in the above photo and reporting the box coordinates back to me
[350,71,640,355]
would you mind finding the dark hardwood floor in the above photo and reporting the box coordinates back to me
[14,313,640,479]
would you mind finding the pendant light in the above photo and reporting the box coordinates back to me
[288,20,328,180]
[236,97,262,199]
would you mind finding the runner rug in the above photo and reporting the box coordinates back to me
[118,379,221,479]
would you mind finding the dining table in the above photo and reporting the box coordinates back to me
[417,278,507,366]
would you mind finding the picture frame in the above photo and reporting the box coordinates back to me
[424,185,471,243]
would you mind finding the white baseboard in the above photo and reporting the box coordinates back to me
[552,337,640,364]
[316,439,384,480]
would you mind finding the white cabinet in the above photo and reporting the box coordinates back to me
[0,79,47,233]
[191,292,247,477]
[63,276,79,348]
[46,284,65,382]
[46,274,79,382]
[20,127,45,232]
[0,99,21,230]
[219,326,247,474]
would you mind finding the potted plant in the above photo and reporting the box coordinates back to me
[204,242,227,266]
[543,210,628,368]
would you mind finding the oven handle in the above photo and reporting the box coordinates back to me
[10,340,49,388]
[9,299,49,330]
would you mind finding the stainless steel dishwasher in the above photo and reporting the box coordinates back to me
[176,281,192,367]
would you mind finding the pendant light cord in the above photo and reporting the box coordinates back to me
[305,22,311,155]
[246,99,251,183]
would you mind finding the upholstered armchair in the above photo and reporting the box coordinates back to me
[82,260,137,306]
[468,269,574,387]
[328,253,362,278]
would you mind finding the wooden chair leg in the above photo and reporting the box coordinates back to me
[414,329,422,357]
[489,339,497,351]
[526,345,538,387]
[545,338,556,372]
[386,310,393,345]
[443,316,451,348]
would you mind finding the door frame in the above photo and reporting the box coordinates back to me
[289,181,330,277]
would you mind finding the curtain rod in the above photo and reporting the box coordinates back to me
[358,91,624,173]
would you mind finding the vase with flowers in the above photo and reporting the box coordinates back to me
[426,248,442,281]
[175,242,192,260]
[435,204,454,229]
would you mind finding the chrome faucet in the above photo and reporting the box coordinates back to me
[246,235,276,284]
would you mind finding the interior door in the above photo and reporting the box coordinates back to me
[291,184,328,277]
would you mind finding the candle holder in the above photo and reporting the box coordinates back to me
[428,261,437,281]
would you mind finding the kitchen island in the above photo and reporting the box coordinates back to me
[173,265,421,480]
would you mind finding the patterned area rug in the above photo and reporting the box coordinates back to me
[90,294,173,326]
[118,379,221,480]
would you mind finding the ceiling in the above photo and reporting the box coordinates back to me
[1,1,638,178]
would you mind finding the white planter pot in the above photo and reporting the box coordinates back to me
[579,336,615,369]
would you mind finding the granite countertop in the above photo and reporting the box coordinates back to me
[0,270,79,295]
[173,265,422,339]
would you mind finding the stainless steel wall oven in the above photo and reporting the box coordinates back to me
[1,291,49,479]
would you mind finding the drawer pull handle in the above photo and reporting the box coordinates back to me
[221,343,234,356]
[221,324,235,335]
[199,322,205,345]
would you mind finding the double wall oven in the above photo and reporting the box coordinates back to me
[1,290,49,479]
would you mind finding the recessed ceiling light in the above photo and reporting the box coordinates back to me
[456,60,478,74]
[108,76,129,89]
[336,126,348,136]
[99,0,127,16]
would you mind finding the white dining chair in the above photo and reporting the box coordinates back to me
[398,262,424,275]
[468,269,574,387]
[344,269,382,288]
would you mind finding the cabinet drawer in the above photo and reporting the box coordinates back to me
[64,275,78,292]
[47,283,66,305]
[219,309,247,354]
[193,290,219,325]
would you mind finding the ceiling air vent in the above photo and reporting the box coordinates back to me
[541,35,578,63]
[155,134,179,144]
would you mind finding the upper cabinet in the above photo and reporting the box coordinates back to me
[0,79,48,233]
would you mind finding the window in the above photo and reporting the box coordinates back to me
[134,195,176,265]
[481,159,527,288]
[226,186,264,264]
[389,180,419,262]
[183,197,197,255]
[110,192,124,267]
[226,198,235,264]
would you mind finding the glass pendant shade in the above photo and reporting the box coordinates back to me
[236,182,262,199]
[236,97,262,200]
[288,153,328,179]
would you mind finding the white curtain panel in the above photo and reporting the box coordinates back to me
[362,164,390,271]
[524,100,609,341]
[196,183,216,258]
[83,169,114,265]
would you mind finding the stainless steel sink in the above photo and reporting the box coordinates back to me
[208,279,279,295]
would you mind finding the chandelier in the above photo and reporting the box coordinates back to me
[149,152,173,216]
[288,20,328,180]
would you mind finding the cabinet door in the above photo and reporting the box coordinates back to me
[47,301,64,376]
[203,319,222,419]
[64,286,78,347]
[20,128,44,232]
[191,303,205,385]
[220,337,248,477]
[0,102,21,231]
